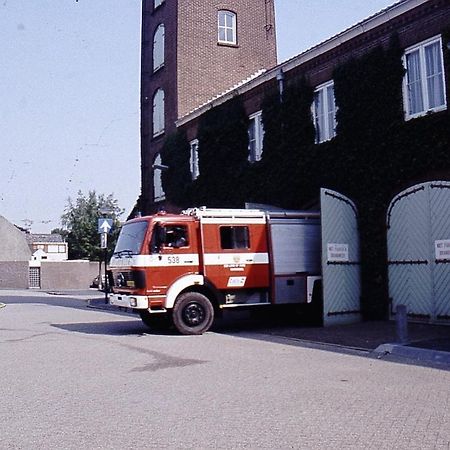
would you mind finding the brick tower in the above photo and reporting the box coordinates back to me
[139,0,277,213]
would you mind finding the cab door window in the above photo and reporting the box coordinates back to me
[151,224,189,253]
[163,225,189,248]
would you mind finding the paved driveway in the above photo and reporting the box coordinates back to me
[1,291,450,449]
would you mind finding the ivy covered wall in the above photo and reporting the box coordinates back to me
[160,33,450,319]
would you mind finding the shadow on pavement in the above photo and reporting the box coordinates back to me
[51,320,148,336]
[51,320,181,337]
[10,292,448,369]
[89,297,450,356]
[1,295,91,310]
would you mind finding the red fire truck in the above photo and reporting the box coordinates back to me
[108,207,322,334]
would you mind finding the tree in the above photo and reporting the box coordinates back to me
[59,190,124,260]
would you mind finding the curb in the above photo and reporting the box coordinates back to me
[373,343,450,365]
[265,334,371,354]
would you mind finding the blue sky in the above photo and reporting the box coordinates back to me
[0,0,396,233]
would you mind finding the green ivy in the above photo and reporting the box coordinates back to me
[160,131,192,208]
[255,79,316,208]
[192,97,250,207]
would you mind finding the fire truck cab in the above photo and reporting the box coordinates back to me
[109,207,321,334]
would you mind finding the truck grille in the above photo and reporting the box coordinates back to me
[112,271,133,288]
[111,270,146,289]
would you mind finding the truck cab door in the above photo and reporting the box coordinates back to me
[149,222,200,295]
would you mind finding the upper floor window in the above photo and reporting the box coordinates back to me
[403,36,447,120]
[154,0,164,10]
[153,88,165,137]
[218,10,237,45]
[153,154,166,202]
[153,24,165,72]
[248,111,264,163]
[190,139,200,180]
[313,81,337,143]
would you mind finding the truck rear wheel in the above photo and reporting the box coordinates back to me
[173,292,214,335]
[139,310,171,331]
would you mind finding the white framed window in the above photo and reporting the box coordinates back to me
[154,0,164,10]
[313,81,337,143]
[218,10,237,45]
[153,154,166,202]
[190,139,200,180]
[403,35,447,120]
[248,111,264,163]
[153,88,165,137]
[153,24,165,72]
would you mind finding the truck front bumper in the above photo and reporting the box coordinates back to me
[109,293,149,309]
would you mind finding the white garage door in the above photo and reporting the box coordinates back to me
[387,181,450,323]
[321,188,361,326]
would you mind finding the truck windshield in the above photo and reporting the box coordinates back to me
[113,221,148,256]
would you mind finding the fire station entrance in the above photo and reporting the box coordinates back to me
[387,181,450,323]
[320,188,361,326]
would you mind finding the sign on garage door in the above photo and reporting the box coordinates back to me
[387,181,450,323]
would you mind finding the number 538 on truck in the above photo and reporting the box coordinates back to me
[108,207,322,335]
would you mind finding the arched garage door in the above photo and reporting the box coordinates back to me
[321,189,361,326]
[387,181,450,323]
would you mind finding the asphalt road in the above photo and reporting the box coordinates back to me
[1,291,450,449]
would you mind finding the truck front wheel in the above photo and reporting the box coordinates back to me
[173,292,214,335]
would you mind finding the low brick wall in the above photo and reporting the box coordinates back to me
[0,261,29,289]
[40,261,100,290]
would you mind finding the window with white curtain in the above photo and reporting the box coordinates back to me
[190,139,200,180]
[313,81,337,143]
[248,111,264,162]
[153,88,165,137]
[153,24,165,72]
[154,0,164,9]
[218,10,237,45]
[403,36,447,120]
[153,154,165,202]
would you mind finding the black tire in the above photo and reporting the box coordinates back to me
[139,310,171,331]
[172,292,214,335]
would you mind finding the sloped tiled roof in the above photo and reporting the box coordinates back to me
[25,233,65,244]
[178,69,267,121]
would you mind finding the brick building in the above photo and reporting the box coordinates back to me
[137,0,450,322]
[139,0,277,214]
